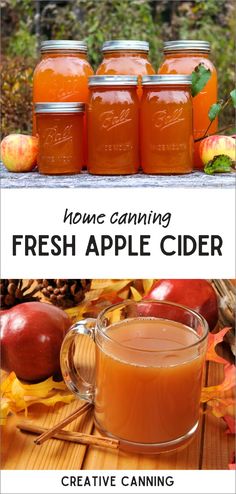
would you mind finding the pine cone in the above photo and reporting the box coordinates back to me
[0,279,40,309]
[38,279,91,309]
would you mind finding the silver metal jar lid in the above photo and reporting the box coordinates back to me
[142,75,192,86]
[102,40,149,53]
[40,40,87,53]
[35,102,85,114]
[163,40,210,53]
[89,75,138,86]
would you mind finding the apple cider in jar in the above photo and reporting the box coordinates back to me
[33,40,94,163]
[158,41,218,168]
[141,75,193,174]
[96,40,155,98]
[87,75,139,175]
[33,40,93,106]
[35,102,85,175]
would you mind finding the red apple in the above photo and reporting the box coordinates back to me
[144,279,218,331]
[199,135,235,165]
[1,134,38,172]
[0,302,71,382]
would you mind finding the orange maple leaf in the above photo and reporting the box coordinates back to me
[201,364,236,402]
[206,327,231,365]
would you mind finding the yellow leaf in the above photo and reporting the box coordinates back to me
[0,399,11,425]
[201,364,236,402]
[130,286,142,301]
[143,279,155,294]
[29,393,74,408]
[1,372,74,425]
[208,398,236,418]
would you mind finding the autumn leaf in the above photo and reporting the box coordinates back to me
[0,372,74,425]
[207,398,235,419]
[206,327,231,364]
[130,286,142,301]
[143,279,155,295]
[223,415,236,435]
[201,364,236,402]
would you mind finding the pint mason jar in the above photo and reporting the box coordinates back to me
[60,300,208,454]
[87,75,139,175]
[35,102,85,175]
[141,75,193,174]
[158,40,218,169]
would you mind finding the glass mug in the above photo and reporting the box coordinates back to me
[60,300,208,454]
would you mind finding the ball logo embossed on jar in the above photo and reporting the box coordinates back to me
[35,102,85,175]
[152,108,184,130]
[43,125,73,147]
[100,109,132,131]
[49,80,81,101]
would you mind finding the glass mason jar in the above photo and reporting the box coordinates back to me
[33,40,94,165]
[35,102,85,175]
[158,40,218,169]
[33,40,94,105]
[60,300,208,454]
[141,75,193,174]
[96,40,155,98]
[87,75,139,175]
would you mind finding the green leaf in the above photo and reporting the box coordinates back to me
[230,89,236,108]
[204,155,233,175]
[191,64,211,97]
[208,103,222,121]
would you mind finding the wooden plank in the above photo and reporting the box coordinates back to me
[201,361,235,470]
[1,164,235,189]
[1,400,94,470]
[82,418,203,470]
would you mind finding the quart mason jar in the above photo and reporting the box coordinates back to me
[96,40,155,98]
[158,40,218,169]
[87,75,139,175]
[141,75,193,174]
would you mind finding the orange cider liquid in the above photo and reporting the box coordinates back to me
[158,52,218,169]
[141,84,193,174]
[95,318,205,446]
[33,51,93,164]
[36,112,84,175]
[87,85,139,175]
[97,51,155,98]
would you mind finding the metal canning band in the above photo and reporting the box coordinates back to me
[88,75,138,87]
[142,75,192,86]
[163,40,210,53]
[35,102,85,113]
[40,40,87,53]
[102,40,149,53]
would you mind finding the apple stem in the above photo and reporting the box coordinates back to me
[194,125,233,143]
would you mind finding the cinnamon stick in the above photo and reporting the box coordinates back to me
[17,421,119,450]
[33,402,93,445]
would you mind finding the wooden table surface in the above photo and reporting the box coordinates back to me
[1,360,234,470]
[1,163,235,189]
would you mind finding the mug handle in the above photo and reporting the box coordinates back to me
[60,319,96,403]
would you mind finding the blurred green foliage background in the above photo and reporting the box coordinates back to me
[1,0,235,136]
